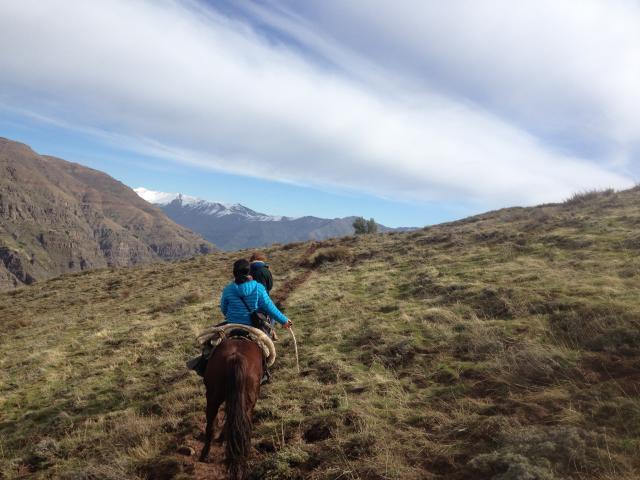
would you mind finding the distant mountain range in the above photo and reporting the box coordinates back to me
[135,188,411,250]
[0,138,213,289]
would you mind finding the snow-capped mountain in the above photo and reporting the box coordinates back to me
[134,187,286,221]
[135,188,406,251]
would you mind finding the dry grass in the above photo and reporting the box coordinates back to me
[1,188,640,479]
[564,188,616,206]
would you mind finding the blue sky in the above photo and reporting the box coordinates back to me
[1,0,638,227]
[0,111,467,227]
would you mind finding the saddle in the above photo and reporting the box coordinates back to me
[197,324,276,367]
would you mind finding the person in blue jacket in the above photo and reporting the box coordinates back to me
[220,258,292,330]
[187,259,291,380]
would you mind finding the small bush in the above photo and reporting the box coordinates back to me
[314,362,339,384]
[469,452,555,480]
[549,302,640,355]
[136,457,184,480]
[468,425,614,479]
[249,447,310,480]
[416,232,454,245]
[310,247,352,267]
[468,288,517,319]
[541,234,593,249]
[453,324,506,360]
[420,307,461,325]
[350,322,383,348]
[379,339,417,368]
[302,416,338,443]
[343,433,376,459]
[149,291,205,313]
[405,272,465,300]
[502,342,573,386]
[433,364,460,384]
[564,188,615,206]
[282,241,304,251]
[622,235,640,250]
[23,438,61,471]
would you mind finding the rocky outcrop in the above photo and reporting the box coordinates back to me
[0,137,214,289]
[0,246,35,286]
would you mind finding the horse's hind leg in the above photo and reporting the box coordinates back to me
[199,397,221,462]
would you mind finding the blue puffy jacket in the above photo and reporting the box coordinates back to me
[220,280,288,326]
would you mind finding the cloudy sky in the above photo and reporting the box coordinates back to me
[0,0,637,226]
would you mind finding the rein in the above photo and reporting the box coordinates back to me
[288,327,300,374]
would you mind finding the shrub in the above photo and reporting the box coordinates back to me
[379,339,417,368]
[453,324,506,360]
[353,216,367,234]
[564,188,615,206]
[502,342,573,386]
[343,433,376,459]
[468,425,613,479]
[310,247,352,267]
[149,291,205,313]
[282,241,304,251]
[433,364,460,384]
[249,447,310,480]
[467,288,517,319]
[549,302,640,355]
[23,438,61,471]
[353,217,378,234]
[302,416,338,443]
[469,452,555,480]
[622,235,640,250]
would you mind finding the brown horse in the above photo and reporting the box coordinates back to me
[199,336,264,480]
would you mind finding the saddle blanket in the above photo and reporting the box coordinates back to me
[196,324,276,367]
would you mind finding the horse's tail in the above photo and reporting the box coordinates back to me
[224,353,251,480]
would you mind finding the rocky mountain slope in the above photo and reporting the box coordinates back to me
[0,138,213,289]
[1,187,639,479]
[135,187,408,250]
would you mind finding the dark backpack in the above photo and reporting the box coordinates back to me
[250,262,273,292]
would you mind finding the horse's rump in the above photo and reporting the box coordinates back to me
[201,338,263,479]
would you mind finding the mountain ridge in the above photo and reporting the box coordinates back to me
[0,138,214,289]
[136,187,412,250]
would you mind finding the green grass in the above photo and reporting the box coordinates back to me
[1,187,640,479]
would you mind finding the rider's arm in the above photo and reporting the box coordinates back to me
[257,284,288,325]
[220,286,230,316]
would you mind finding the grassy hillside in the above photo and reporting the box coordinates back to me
[1,188,639,479]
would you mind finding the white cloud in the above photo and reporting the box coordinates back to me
[0,0,634,209]
[256,1,640,163]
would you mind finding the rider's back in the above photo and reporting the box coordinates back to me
[220,280,288,326]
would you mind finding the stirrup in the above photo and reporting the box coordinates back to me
[261,363,271,385]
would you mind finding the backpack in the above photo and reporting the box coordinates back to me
[250,262,273,292]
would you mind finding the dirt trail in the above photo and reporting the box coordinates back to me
[271,242,319,307]
[179,412,228,480]
[181,243,319,480]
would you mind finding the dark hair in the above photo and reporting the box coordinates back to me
[233,259,251,284]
